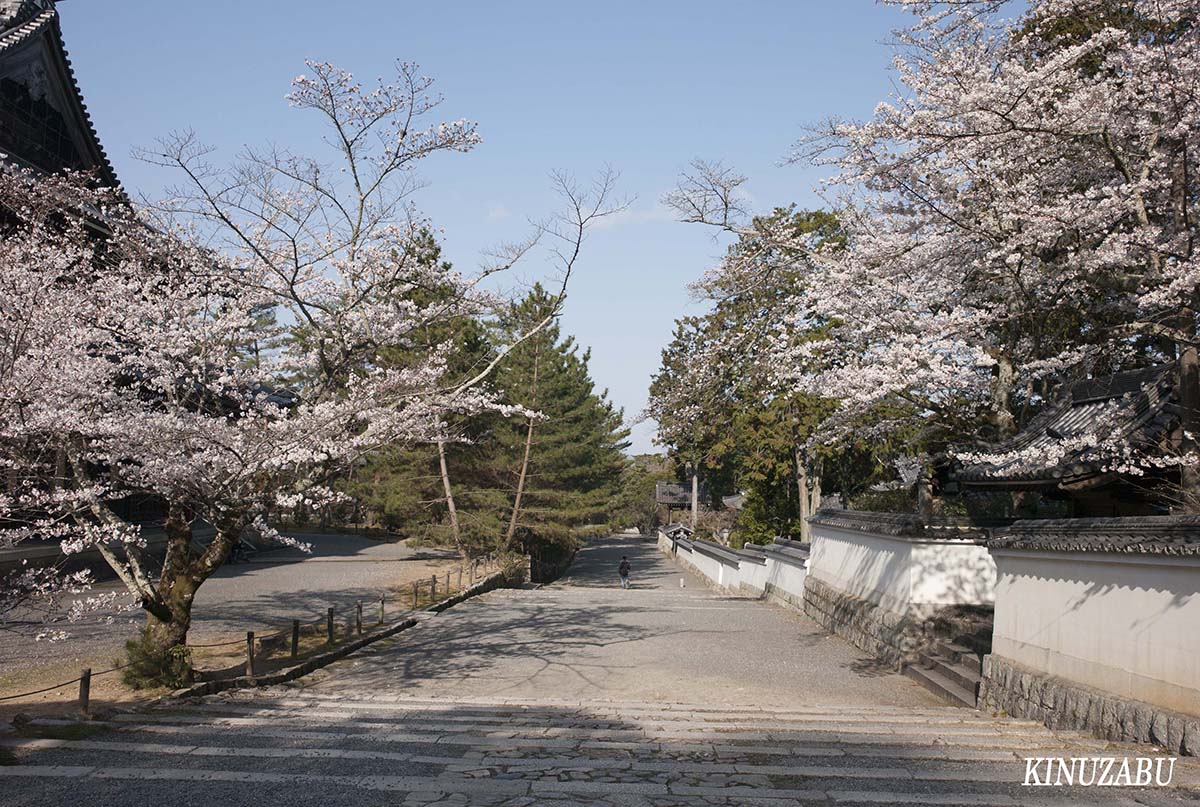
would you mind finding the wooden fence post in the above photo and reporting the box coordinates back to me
[326,607,335,643]
[78,667,91,716]
[411,580,419,608]
[430,574,437,600]
[291,619,300,658]
[356,601,363,635]
[457,565,463,590]
[245,632,255,676]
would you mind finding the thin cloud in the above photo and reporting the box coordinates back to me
[590,202,676,231]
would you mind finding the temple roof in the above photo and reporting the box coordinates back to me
[809,508,995,539]
[0,0,117,184]
[987,515,1200,556]
[956,363,1179,491]
[655,481,710,506]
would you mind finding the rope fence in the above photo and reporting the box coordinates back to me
[0,552,504,712]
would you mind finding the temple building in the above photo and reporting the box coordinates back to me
[955,363,1182,516]
[0,0,116,183]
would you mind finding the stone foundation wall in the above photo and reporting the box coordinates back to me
[981,655,1200,757]
[761,581,804,611]
[802,576,925,666]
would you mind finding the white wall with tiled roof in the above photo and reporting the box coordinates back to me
[990,546,1200,716]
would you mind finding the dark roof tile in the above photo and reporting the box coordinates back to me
[987,515,1200,556]
[957,364,1178,487]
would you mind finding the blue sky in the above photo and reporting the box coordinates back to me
[62,1,912,454]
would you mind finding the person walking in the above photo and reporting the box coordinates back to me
[618,556,631,589]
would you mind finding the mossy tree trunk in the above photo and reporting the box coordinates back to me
[125,503,244,685]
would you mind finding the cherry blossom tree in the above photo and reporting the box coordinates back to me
[666,0,1200,504]
[0,61,615,679]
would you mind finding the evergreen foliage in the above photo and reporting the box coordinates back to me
[495,285,631,551]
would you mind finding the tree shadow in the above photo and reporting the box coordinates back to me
[305,590,713,698]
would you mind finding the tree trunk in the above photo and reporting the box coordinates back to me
[795,446,810,543]
[130,506,241,683]
[788,400,819,542]
[989,354,1017,437]
[506,349,541,545]
[130,504,200,682]
[1179,346,1200,510]
[808,469,822,524]
[139,575,197,672]
[916,461,934,521]
[690,466,698,530]
[436,433,464,555]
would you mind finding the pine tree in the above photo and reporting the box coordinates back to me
[341,234,510,556]
[496,285,630,555]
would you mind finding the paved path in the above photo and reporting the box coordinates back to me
[3,535,1197,805]
[302,534,939,706]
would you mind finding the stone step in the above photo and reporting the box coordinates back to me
[9,733,1149,782]
[207,691,1043,727]
[935,640,985,675]
[90,720,1104,761]
[918,650,983,694]
[219,689,984,715]
[948,630,993,657]
[902,661,978,708]
[0,736,1042,780]
[179,699,1026,730]
[0,761,1186,804]
[105,711,1062,744]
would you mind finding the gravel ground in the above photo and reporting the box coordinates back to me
[0,534,459,709]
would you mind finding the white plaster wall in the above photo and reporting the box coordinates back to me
[910,540,996,609]
[991,550,1200,716]
[657,531,672,555]
[808,524,995,616]
[658,532,808,603]
[764,558,807,601]
[739,560,768,593]
[808,525,914,614]
[689,547,737,589]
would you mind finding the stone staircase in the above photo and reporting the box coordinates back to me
[2,689,1195,805]
[902,610,994,709]
[902,637,987,708]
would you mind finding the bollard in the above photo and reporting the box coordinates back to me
[78,667,91,716]
[430,574,437,600]
[291,619,300,658]
[245,632,256,677]
[411,580,419,609]
[327,607,335,643]
[356,601,363,635]
[379,596,385,624]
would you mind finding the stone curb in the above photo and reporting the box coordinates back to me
[164,569,514,701]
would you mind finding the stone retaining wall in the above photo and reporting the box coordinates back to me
[801,576,924,666]
[980,654,1200,757]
